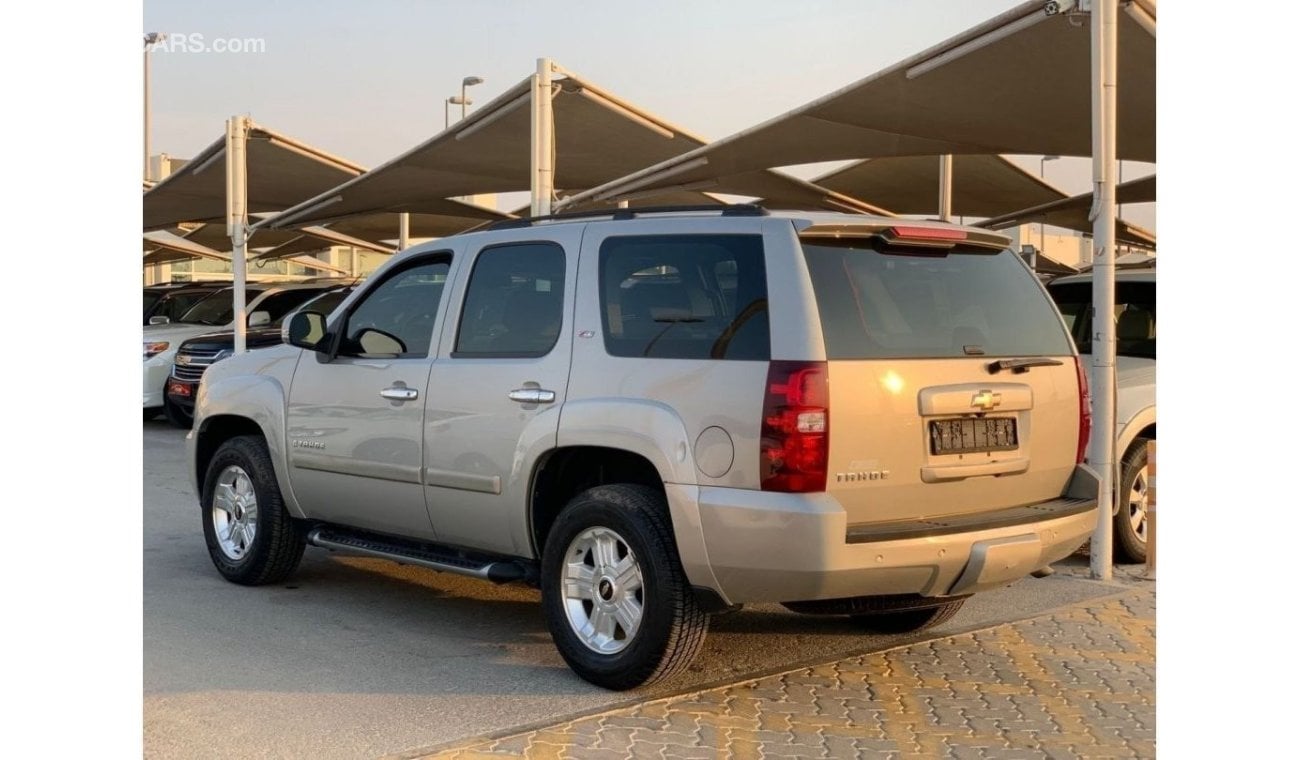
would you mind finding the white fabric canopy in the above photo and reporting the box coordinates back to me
[979,174,1156,248]
[269,67,882,229]
[564,0,1155,208]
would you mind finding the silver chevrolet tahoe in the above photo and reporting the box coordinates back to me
[187,206,1099,690]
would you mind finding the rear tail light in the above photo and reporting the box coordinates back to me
[761,361,829,493]
[1074,356,1092,464]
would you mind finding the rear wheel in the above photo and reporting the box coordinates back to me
[541,484,708,690]
[850,599,967,634]
[1114,438,1152,563]
[783,594,968,635]
[201,435,305,585]
[143,408,160,421]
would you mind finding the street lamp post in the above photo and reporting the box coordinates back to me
[444,76,484,129]
[461,76,484,119]
[143,32,166,181]
[445,96,471,129]
[1038,155,1060,263]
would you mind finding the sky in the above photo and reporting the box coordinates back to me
[143,0,1154,230]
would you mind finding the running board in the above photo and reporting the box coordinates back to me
[306,526,533,584]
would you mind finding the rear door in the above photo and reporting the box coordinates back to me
[286,253,454,540]
[422,226,582,556]
[799,235,1081,527]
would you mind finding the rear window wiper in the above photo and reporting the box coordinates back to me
[987,357,1064,374]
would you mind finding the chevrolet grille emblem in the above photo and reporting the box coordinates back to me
[971,390,1002,411]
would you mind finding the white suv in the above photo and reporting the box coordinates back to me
[1047,268,1156,562]
[143,283,335,419]
[188,207,1099,689]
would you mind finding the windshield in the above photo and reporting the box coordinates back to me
[177,288,262,326]
[1047,280,1156,359]
[801,240,1074,359]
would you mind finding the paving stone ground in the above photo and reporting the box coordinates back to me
[413,585,1155,760]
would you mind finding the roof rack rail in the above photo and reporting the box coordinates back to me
[485,203,769,231]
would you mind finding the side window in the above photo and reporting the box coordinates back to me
[338,258,451,358]
[251,289,323,323]
[600,234,769,360]
[454,243,566,357]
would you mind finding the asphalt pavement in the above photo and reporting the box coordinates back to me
[143,420,1132,760]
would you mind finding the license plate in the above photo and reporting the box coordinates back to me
[167,379,193,398]
[930,417,1017,455]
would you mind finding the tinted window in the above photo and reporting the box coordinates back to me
[340,260,449,358]
[1047,280,1156,359]
[599,235,769,360]
[178,288,265,326]
[454,243,565,357]
[144,292,161,314]
[251,288,327,322]
[803,241,1072,359]
[281,288,351,326]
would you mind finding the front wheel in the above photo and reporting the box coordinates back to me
[1114,438,1152,563]
[541,485,708,690]
[201,435,305,585]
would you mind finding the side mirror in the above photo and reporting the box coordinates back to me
[248,310,271,327]
[149,315,170,325]
[285,311,328,351]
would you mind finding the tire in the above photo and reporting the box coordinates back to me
[144,408,160,421]
[1114,437,1152,564]
[850,598,967,634]
[541,484,708,690]
[783,594,968,635]
[201,435,305,586]
[163,395,194,429]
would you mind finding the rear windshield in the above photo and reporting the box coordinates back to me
[1047,280,1156,359]
[802,240,1073,359]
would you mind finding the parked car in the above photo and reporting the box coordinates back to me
[163,285,358,428]
[1046,268,1155,563]
[188,206,1098,690]
[143,283,336,420]
[144,283,225,326]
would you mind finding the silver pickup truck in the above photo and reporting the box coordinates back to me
[187,206,1098,690]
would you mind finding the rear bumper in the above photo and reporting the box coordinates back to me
[695,465,1099,604]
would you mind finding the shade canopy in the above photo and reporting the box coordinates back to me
[811,154,1068,218]
[143,230,349,274]
[979,174,1156,248]
[269,68,882,229]
[253,207,511,261]
[143,124,367,230]
[564,0,1155,208]
[143,230,230,263]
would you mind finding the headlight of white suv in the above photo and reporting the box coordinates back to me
[143,341,170,360]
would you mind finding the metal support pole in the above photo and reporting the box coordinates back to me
[226,116,250,355]
[144,47,152,181]
[531,58,555,217]
[1088,0,1118,580]
[398,212,410,251]
[937,154,953,221]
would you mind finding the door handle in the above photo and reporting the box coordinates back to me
[507,388,556,404]
[380,386,419,401]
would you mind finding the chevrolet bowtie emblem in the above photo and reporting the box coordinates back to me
[971,390,1002,411]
